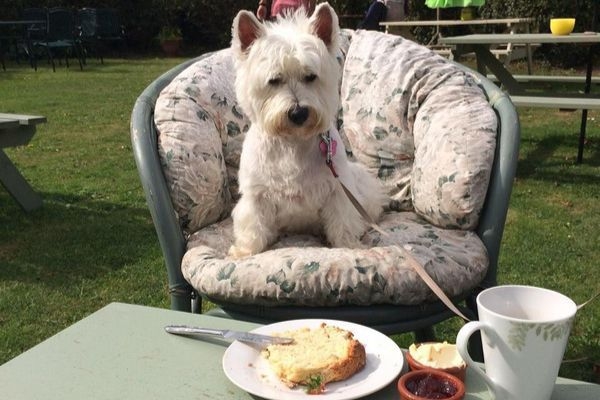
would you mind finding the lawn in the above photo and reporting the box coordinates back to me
[0,57,598,383]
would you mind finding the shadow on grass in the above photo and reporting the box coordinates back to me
[517,132,600,183]
[0,190,159,288]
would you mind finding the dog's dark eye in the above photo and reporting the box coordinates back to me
[268,77,282,86]
[304,74,317,83]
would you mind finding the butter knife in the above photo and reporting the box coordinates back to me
[164,325,293,345]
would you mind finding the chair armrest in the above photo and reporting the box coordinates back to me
[130,55,209,311]
[456,63,520,287]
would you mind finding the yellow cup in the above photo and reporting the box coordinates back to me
[460,7,474,21]
[550,18,575,35]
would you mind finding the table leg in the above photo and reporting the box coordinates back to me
[475,48,486,75]
[0,150,42,211]
[578,110,588,164]
[525,23,533,75]
[452,43,487,73]
[577,45,595,164]
[473,45,523,94]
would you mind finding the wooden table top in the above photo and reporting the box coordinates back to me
[0,113,47,126]
[440,32,600,45]
[381,17,534,27]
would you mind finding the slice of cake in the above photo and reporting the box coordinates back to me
[262,323,366,394]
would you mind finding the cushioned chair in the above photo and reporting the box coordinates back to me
[130,30,519,339]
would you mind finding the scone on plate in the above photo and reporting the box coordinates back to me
[262,322,366,394]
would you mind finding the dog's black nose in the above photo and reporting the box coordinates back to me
[287,106,309,126]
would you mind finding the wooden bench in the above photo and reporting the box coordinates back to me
[436,46,532,64]
[509,95,599,164]
[509,95,600,110]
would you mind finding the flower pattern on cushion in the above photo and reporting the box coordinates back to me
[340,30,497,228]
[412,76,497,229]
[183,211,487,306]
[155,50,246,233]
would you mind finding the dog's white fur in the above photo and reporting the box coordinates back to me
[229,3,386,258]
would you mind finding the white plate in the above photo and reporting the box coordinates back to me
[222,319,404,400]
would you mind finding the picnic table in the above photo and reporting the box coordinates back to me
[440,32,600,163]
[380,17,535,72]
[0,113,46,211]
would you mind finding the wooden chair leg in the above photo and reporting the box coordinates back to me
[64,48,70,69]
[46,47,56,72]
[75,46,84,70]
[0,42,5,71]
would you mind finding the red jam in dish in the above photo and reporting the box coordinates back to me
[406,373,458,399]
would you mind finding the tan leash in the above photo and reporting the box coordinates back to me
[578,292,600,311]
[320,132,470,321]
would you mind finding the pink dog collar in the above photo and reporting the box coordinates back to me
[319,134,337,158]
[319,132,338,177]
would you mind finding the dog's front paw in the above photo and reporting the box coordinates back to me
[228,245,254,259]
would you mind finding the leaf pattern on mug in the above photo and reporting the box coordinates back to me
[508,318,574,351]
[508,323,530,351]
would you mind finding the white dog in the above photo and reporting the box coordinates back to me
[229,3,386,258]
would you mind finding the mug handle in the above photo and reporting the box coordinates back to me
[456,321,497,394]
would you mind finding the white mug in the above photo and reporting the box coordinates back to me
[456,285,577,400]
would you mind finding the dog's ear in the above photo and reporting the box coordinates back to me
[232,10,265,58]
[309,3,339,51]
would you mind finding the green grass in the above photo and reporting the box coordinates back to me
[0,58,598,383]
[0,58,182,358]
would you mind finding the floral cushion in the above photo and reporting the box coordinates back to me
[182,211,487,306]
[340,30,497,229]
[154,50,243,233]
[154,29,497,307]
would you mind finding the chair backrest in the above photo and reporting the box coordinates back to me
[96,8,123,38]
[22,7,47,22]
[21,7,47,41]
[47,7,76,41]
[78,8,98,39]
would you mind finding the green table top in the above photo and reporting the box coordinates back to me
[1,302,598,399]
[439,32,600,45]
[0,113,47,126]
[0,113,47,148]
